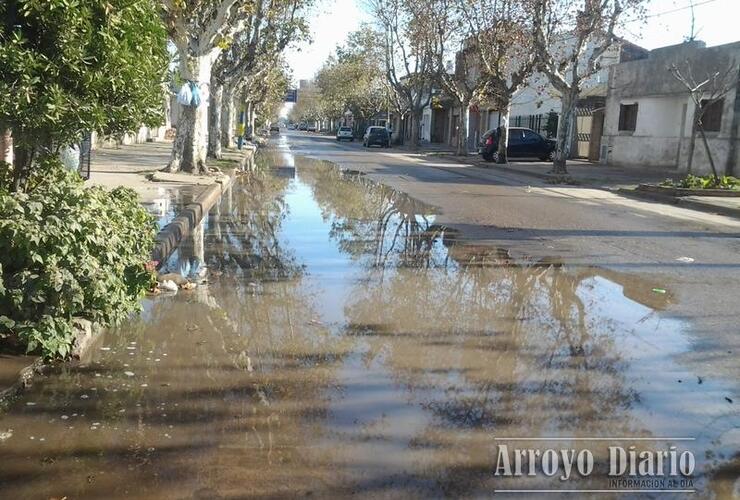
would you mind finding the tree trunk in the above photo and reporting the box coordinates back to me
[167,53,213,174]
[221,86,234,149]
[551,89,577,174]
[11,143,34,192]
[456,101,470,156]
[686,105,701,174]
[497,100,512,164]
[208,81,223,160]
[397,114,406,146]
[409,109,422,150]
[249,104,257,139]
[1,128,13,165]
[698,125,720,183]
[455,111,465,156]
[244,101,253,139]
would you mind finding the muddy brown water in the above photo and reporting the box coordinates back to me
[0,148,738,499]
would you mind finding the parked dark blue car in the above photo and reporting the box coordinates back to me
[363,126,391,148]
[479,127,556,162]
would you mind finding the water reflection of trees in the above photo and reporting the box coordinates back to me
[301,160,675,494]
[202,171,302,281]
[5,167,356,496]
[300,163,445,269]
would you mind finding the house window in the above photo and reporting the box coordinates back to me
[618,103,638,131]
[700,99,724,132]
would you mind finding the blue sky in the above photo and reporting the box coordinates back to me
[284,0,739,82]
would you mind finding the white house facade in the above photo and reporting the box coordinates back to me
[602,40,740,175]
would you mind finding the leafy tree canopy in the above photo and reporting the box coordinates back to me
[0,0,168,184]
[314,25,389,123]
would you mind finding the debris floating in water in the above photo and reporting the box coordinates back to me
[159,280,179,293]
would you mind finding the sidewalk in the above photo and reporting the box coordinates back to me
[424,149,670,188]
[89,141,244,227]
[421,149,740,219]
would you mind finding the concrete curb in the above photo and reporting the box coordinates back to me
[617,188,740,220]
[0,320,106,412]
[434,154,556,182]
[468,161,581,184]
[150,174,234,265]
[637,184,740,198]
[0,357,46,411]
[430,154,740,219]
[151,149,254,265]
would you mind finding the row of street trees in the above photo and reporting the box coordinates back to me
[1,0,311,179]
[289,26,391,133]
[0,0,309,357]
[371,0,648,172]
[162,0,311,173]
[0,0,169,190]
[303,0,646,174]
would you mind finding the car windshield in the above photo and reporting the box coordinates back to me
[340,127,352,132]
[369,128,386,135]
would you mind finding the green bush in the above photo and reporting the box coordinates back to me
[0,159,157,358]
[660,175,740,190]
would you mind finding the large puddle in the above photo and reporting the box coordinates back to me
[1,147,738,498]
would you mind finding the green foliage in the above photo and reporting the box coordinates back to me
[0,159,157,358]
[250,61,292,126]
[310,26,389,125]
[660,175,740,190]
[0,0,168,154]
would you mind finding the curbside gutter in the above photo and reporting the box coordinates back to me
[617,187,740,220]
[635,183,740,198]
[151,147,254,266]
[432,153,740,220]
[0,357,46,411]
[0,147,255,411]
[151,173,234,265]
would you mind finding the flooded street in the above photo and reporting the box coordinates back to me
[1,145,738,499]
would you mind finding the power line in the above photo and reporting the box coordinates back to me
[622,0,721,26]
[645,0,720,19]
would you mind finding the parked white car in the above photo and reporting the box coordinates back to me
[336,126,354,141]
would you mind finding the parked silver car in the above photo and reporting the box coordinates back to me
[336,126,354,141]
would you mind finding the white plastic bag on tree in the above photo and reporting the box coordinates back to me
[177,83,193,106]
[59,144,80,171]
[190,82,201,107]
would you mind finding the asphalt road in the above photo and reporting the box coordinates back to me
[281,130,740,379]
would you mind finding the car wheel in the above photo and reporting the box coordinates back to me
[540,150,555,161]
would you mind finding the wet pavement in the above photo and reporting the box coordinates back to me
[1,143,738,499]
